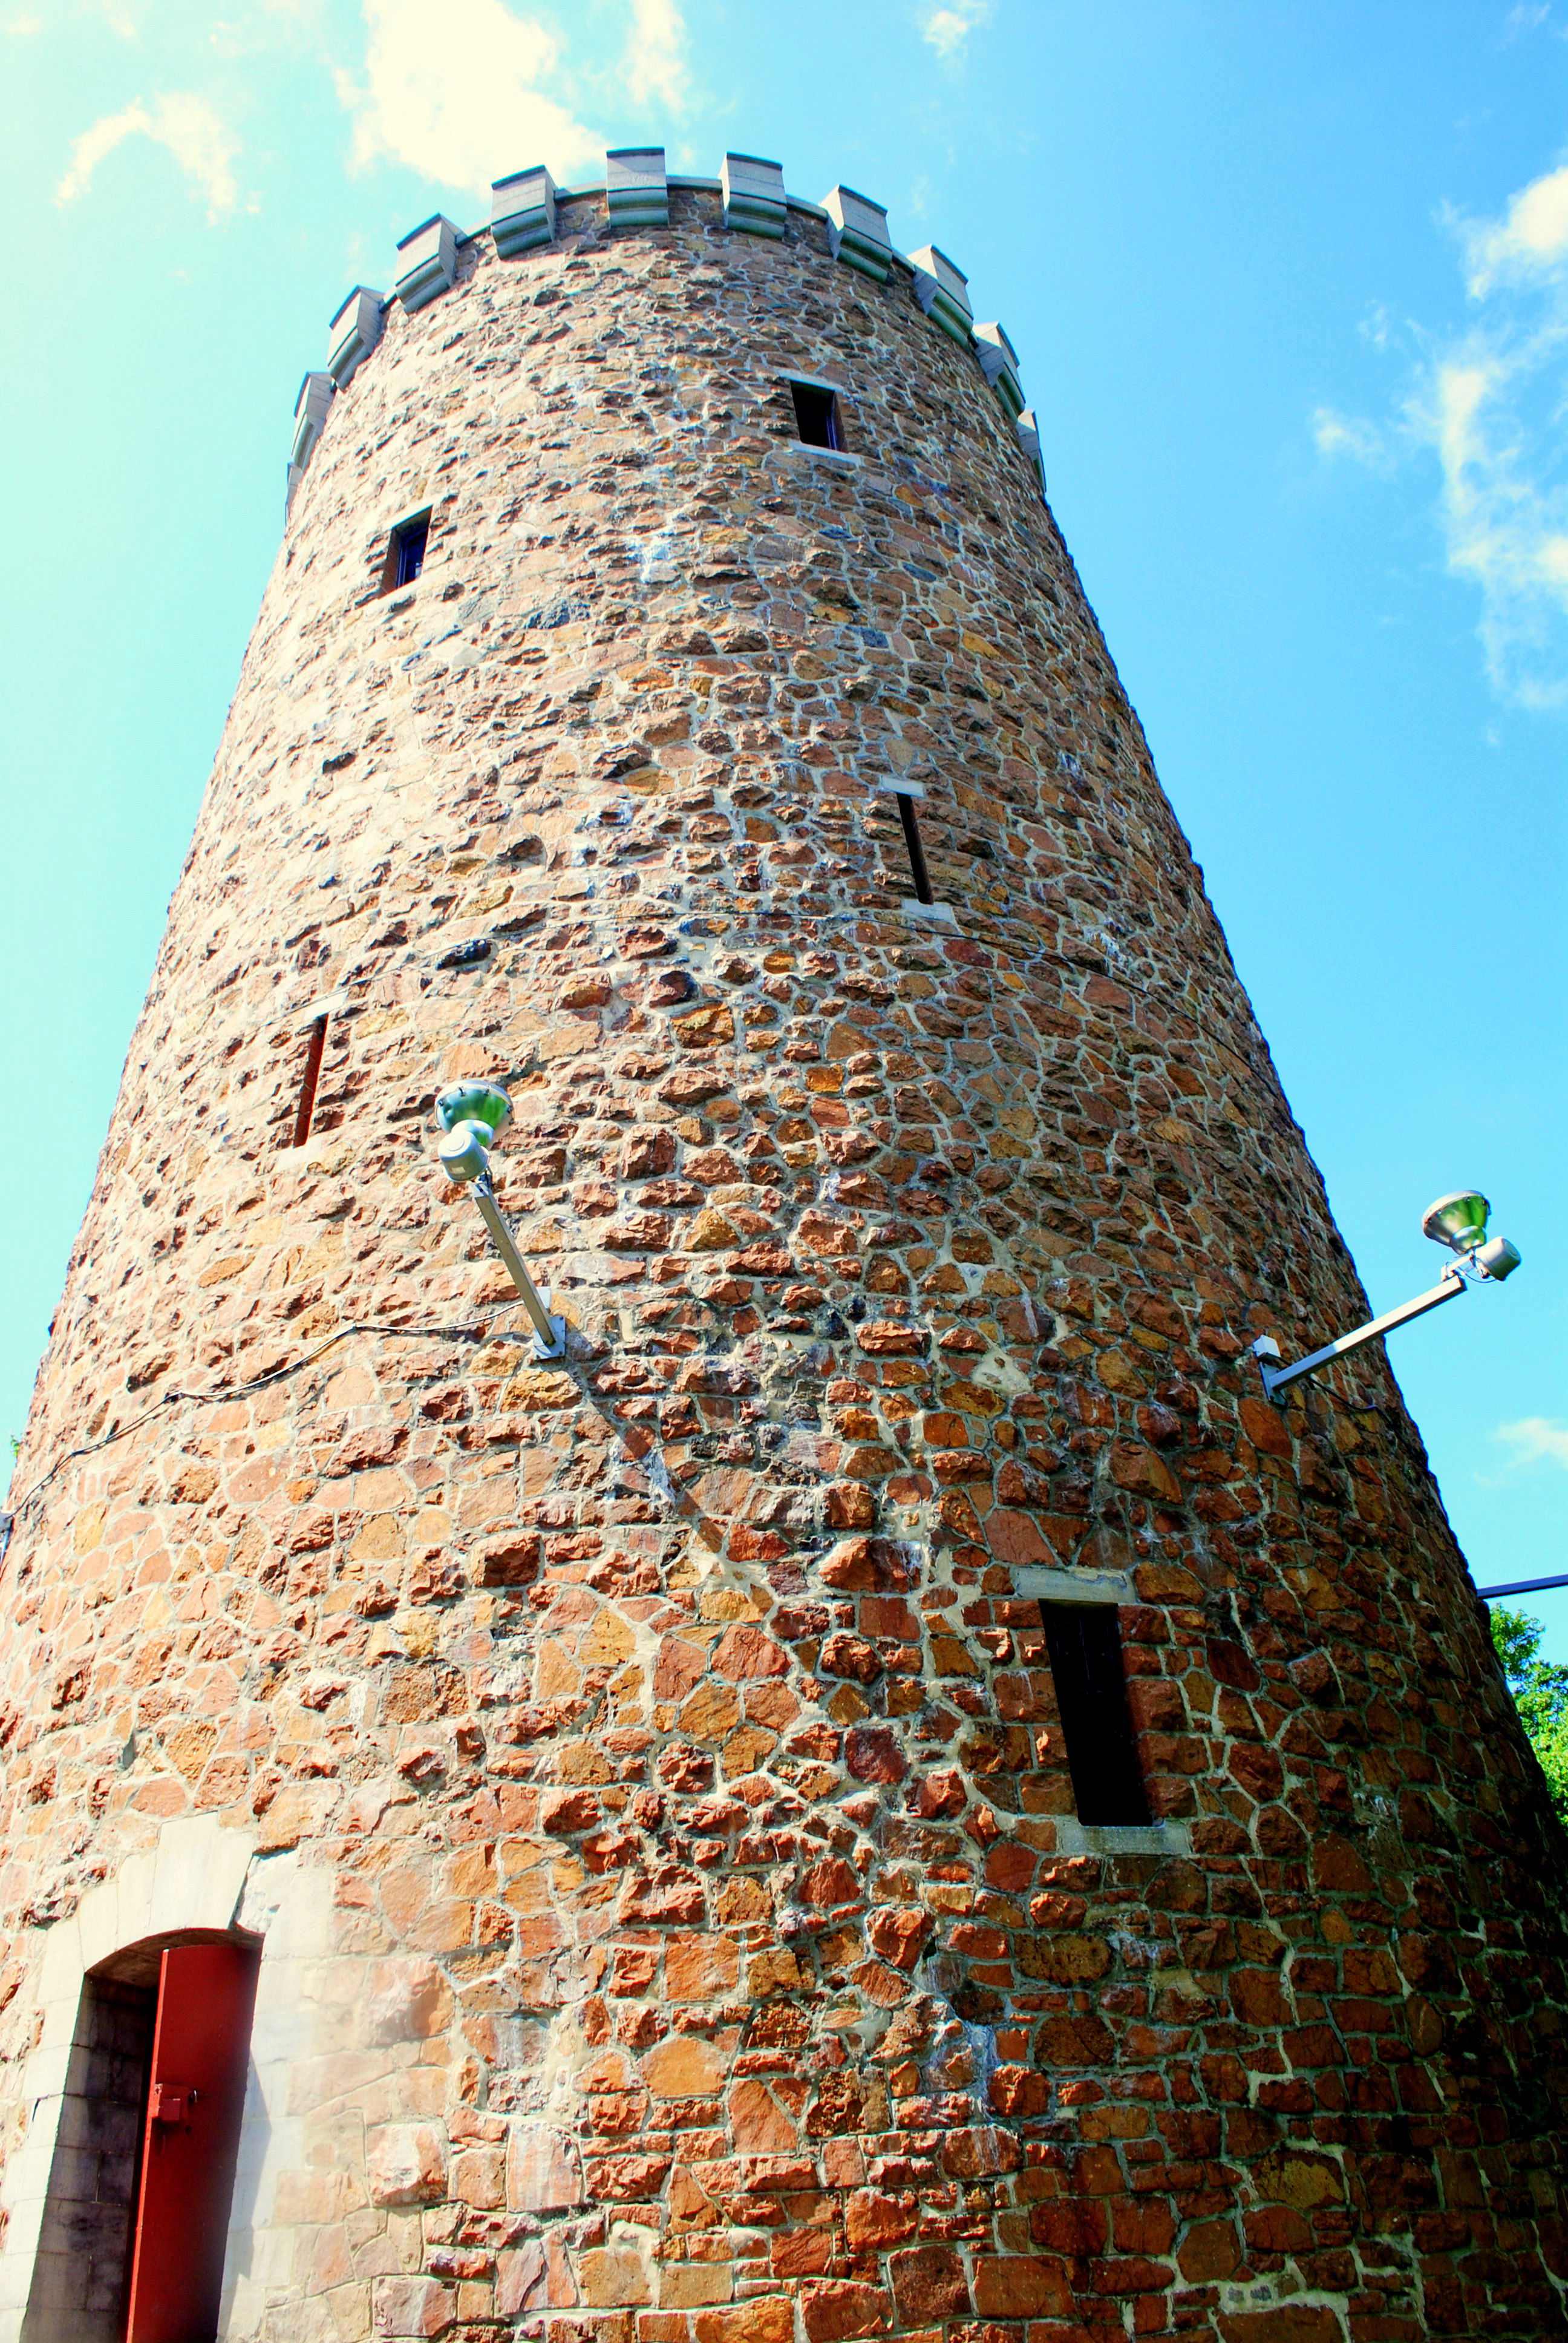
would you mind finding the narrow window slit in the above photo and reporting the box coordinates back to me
[791,382,841,450]
[292,1016,328,1148]
[381,511,430,594]
[1040,1604,1150,1826]
[896,792,935,904]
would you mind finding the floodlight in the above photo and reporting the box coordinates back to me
[1422,1190,1491,1255]
[436,1082,513,1142]
[433,1081,566,1361]
[436,1081,513,1182]
[1252,1185,1522,1401]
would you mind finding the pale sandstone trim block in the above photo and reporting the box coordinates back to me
[1014,405,1047,497]
[822,183,892,280]
[393,213,459,312]
[289,370,334,473]
[491,164,557,258]
[908,241,973,344]
[721,151,787,238]
[605,146,668,231]
[972,318,1025,417]
[327,286,385,388]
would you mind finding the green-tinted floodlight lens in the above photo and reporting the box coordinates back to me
[1421,1190,1490,1253]
[435,1082,512,1140]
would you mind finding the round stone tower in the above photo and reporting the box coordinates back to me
[2,148,1564,2343]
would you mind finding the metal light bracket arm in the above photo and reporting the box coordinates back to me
[1251,1268,1468,1400]
[471,1173,567,1362]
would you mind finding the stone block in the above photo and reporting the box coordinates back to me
[908,242,972,342]
[327,286,384,387]
[577,2244,652,2307]
[722,152,786,239]
[290,371,335,471]
[394,214,459,312]
[508,2124,584,2211]
[491,165,556,258]
[822,185,891,280]
[972,320,1025,416]
[1014,405,1046,496]
[367,2125,446,2206]
[372,2275,457,2336]
[1014,1564,1129,1605]
[640,2034,724,2097]
[607,147,668,231]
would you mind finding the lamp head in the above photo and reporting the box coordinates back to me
[435,1083,512,1187]
[436,1082,512,1141]
[1422,1190,1491,1255]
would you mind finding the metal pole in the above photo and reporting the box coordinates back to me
[1254,1268,1466,1400]
[1475,1573,1568,1601]
[472,1176,566,1360]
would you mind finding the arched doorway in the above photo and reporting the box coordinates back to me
[22,1931,259,2343]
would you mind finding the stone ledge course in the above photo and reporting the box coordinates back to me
[2,147,1566,2343]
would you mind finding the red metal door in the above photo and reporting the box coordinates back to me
[124,1941,260,2343]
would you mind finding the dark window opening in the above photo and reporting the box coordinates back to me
[791,382,841,450]
[896,792,935,905]
[382,511,430,593]
[291,1015,328,1148]
[1040,1604,1151,1826]
[394,516,428,584]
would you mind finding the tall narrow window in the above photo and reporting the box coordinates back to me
[1040,1604,1150,1826]
[791,382,841,450]
[292,1015,328,1148]
[392,514,428,585]
[896,792,935,905]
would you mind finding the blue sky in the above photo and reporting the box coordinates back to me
[2,1,1564,1641]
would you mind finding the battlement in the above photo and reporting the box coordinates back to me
[283,146,1045,516]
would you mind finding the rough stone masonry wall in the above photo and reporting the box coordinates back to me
[4,179,1567,2343]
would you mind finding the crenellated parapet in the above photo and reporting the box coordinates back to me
[283,144,1045,515]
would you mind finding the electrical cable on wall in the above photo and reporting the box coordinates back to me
[1,1314,537,1551]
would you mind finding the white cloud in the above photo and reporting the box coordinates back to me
[1462,162,1568,294]
[1312,405,1389,467]
[1318,154,1568,706]
[4,15,43,32]
[56,93,239,218]
[920,0,991,62]
[1415,313,1568,706]
[1495,1418,1568,1471]
[345,0,604,196]
[622,0,687,113]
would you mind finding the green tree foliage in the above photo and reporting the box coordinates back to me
[1491,1605,1568,1826]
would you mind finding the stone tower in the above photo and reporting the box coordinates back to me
[2,146,1564,2343]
